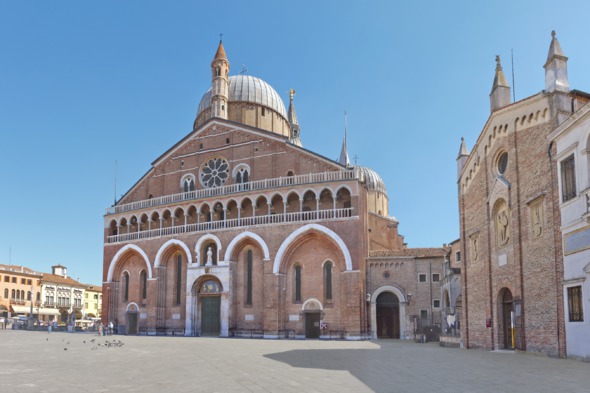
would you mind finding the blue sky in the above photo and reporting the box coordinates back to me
[1,1,589,284]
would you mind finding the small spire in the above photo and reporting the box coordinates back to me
[492,55,510,88]
[339,111,350,167]
[544,30,569,93]
[288,89,302,147]
[213,39,227,61]
[457,137,470,180]
[490,55,511,112]
[457,137,469,159]
[546,30,565,62]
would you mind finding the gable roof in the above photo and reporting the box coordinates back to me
[114,117,346,206]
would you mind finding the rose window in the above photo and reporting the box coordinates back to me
[200,157,229,188]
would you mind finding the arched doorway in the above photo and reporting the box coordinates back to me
[500,288,513,349]
[199,279,222,336]
[126,303,139,335]
[302,299,323,339]
[376,292,400,338]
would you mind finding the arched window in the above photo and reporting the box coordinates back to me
[27,291,32,301]
[294,265,302,302]
[21,290,25,300]
[123,272,129,302]
[324,261,333,300]
[234,165,250,186]
[175,254,182,305]
[246,250,253,305]
[183,176,195,193]
[6,289,10,298]
[140,270,147,300]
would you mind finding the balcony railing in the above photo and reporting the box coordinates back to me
[107,207,354,244]
[106,169,358,215]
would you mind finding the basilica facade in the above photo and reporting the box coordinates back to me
[102,41,445,339]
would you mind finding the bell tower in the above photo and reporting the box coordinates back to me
[210,38,230,120]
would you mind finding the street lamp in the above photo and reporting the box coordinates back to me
[28,286,34,329]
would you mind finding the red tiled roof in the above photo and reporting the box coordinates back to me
[0,264,42,275]
[369,248,448,258]
[42,273,84,287]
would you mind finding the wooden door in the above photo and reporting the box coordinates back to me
[127,312,138,335]
[201,296,221,336]
[376,292,400,338]
[502,290,513,349]
[305,312,321,338]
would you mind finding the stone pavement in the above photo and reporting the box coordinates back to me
[0,330,588,393]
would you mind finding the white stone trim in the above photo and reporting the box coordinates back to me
[273,223,352,273]
[125,302,140,312]
[224,231,270,261]
[195,234,222,265]
[154,239,193,267]
[369,285,409,340]
[301,298,323,311]
[107,244,152,282]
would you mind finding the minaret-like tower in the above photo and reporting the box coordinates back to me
[457,137,469,180]
[544,30,569,93]
[339,111,350,167]
[211,39,230,119]
[288,89,302,146]
[489,55,511,113]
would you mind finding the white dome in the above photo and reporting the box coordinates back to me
[356,166,387,194]
[197,75,287,119]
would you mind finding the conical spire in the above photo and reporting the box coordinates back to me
[339,112,350,167]
[489,55,511,112]
[213,39,228,62]
[457,137,470,180]
[544,30,569,93]
[288,89,302,147]
[546,30,565,62]
[457,137,469,159]
[491,55,510,89]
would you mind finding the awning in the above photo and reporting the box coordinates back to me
[10,305,32,314]
[38,308,61,316]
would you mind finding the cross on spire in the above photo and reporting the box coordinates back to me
[353,154,359,165]
[219,33,223,43]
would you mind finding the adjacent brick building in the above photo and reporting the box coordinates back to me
[458,32,590,357]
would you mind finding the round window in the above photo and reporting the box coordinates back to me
[383,271,391,279]
[497,152,508,175]
[200,157,229,188]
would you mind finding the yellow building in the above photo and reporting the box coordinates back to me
[83,284,102,319]
[0,264,42,320]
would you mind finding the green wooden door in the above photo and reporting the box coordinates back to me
[201,296,221,336]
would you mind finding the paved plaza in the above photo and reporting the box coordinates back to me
[0,330,588,392]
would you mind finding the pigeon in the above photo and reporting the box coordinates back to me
[90,339,95,343]
[64,348,67,351]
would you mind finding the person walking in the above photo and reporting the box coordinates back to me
[108,321,114,335]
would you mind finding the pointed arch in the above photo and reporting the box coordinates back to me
[195,234,222,263]
[154,239,193,267]
[273,223,352,273]
[224,231,270,261]
[107,244,152,282]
